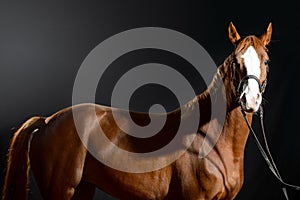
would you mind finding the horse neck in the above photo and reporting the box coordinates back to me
[193,54,253,160]
[219,54,253,156]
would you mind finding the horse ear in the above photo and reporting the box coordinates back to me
[228,22,241,44]
[260,22,272,46]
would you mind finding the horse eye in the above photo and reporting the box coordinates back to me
[264,60,269,73]
[264,60,268,66]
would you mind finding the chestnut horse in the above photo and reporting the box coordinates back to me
[2,22,272,200]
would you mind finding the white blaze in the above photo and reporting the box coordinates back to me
[241,46,262,111]
[242,46,261,79]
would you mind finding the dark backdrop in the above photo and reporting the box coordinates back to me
[1,1,299,199]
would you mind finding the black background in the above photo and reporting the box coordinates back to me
[1,1,300,199]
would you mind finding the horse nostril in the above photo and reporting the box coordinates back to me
[255,93,262,106]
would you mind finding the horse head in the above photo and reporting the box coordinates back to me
[228,22,272,112]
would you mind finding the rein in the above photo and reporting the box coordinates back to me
[240,105,300,200]
[230,54,300,199]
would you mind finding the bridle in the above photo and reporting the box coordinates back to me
[231,54,300,200]
[237,74,267,95]
[231,56,268,106]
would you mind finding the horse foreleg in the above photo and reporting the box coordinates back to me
[71,181,96,200]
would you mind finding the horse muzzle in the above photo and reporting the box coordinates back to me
[239,87,262,112]
[237,75,264,113]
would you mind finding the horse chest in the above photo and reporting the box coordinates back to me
[179,155,243,200]
[200,158,243,199]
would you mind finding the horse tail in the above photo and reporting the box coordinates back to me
[2,116,46,200]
